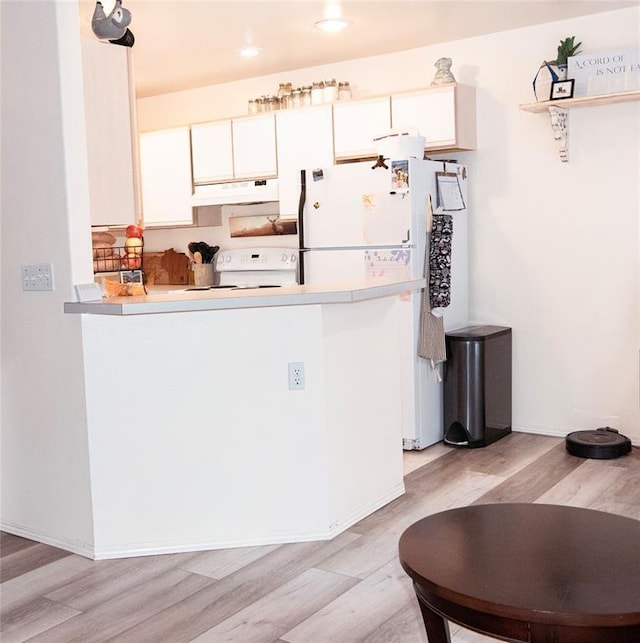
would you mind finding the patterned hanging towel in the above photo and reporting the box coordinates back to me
[418,196,447,369]
[429,214,453,309]
[418,289,447,367]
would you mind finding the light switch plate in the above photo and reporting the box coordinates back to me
[22,263,54,291]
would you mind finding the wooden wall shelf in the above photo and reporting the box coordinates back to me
[519,89,640,162]
[519,89,640,113]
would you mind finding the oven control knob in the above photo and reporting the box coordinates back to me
[282,252,288,263]
[290,254,297,263]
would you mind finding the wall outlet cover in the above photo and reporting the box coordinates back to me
[288,361,305,390]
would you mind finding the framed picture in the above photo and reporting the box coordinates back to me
[550,79,575,100]
[120,269,144,284]
[229,214,297,238]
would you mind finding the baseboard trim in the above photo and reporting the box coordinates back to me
[514,426,639,447]
[92,483,407,559]
[327,482,406,536]
[12,482,406,560]
[0,520,95,559]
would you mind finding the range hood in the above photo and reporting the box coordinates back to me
[192,179,279,206]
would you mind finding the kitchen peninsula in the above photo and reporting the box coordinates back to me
[65,277,422,558]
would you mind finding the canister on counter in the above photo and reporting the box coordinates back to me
[193,263,215,287]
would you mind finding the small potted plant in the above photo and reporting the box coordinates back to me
[533,36,583,101]
[549,36,583,77]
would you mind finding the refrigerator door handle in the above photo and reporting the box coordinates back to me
[298,169,307,284]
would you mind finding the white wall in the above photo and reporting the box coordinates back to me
[0,1,95,553]
[138,8,640,443]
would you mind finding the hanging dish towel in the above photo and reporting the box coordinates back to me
[418,195,447,367]
[429,213,453,309]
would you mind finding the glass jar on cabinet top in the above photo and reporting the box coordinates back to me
[338,81,352,101]
[311,81,324,105]
[324,79,338,102]
[278,82,292,108]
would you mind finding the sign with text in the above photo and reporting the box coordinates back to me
[568,49,640,97]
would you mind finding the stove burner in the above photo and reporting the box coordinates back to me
[232,284,281,289]
[185,284,282,291]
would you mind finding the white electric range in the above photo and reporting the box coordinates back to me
[214,247,298,289]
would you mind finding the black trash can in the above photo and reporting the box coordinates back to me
[443,325,512,448]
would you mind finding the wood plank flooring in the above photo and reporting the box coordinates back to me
[1,432,638,642]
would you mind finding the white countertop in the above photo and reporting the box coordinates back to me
[64,277,425,315]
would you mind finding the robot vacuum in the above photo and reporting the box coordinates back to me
[565,427,631,459]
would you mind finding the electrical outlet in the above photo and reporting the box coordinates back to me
[288,362,305,390]
[21,263,54,291]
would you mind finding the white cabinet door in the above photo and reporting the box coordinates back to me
[333,97,391,160]
[191,121,233,183]
[139,127,193,227]
[81,38,138,227]
[391,84,476,151]
[232,114,277,179]
[276,105,334,217]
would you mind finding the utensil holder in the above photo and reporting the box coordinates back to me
[193,263,215,286]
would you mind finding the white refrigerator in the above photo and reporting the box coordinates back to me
[297,158,469,449]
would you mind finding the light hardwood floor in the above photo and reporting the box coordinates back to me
[1,432,639,642]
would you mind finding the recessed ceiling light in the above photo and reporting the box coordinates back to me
[314,18,351,33]
[239,46,262,57]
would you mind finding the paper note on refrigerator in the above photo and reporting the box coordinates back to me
[365,248,412,280]
[436,172,465,211]
[362,192,410,245]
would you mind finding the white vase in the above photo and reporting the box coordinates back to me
[533,62,567,101]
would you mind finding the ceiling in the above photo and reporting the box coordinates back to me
[78,1,638,99]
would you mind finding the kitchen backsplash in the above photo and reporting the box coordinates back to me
[140,202,298,256]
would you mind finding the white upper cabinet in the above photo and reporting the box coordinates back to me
[232,114,277,179]
[139,85,476,227]
[191,114,277,183]
[276,105,334,217]
[333,97,391,160]
[191,121,234,183]
[391,84,477,151]
[81,37,139,227]
[139,127,193,227]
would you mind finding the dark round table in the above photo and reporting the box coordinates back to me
[398,504,640,642]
